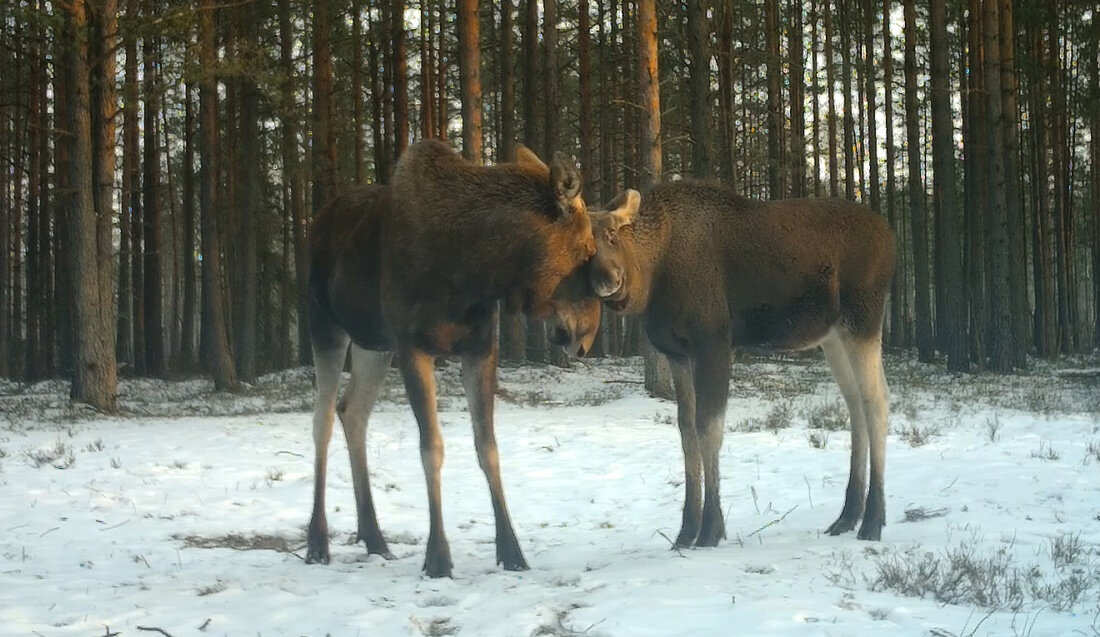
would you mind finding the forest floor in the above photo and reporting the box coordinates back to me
[1,350,1099,636]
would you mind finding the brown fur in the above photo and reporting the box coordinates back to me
[589,180,896,545]
[305,141,598,577]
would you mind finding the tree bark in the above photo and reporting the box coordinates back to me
[824,0,839,196]
[637,0,672,398]
[839,0,856,199]
[983,0,1013,371]
[543,0,559,159]
[235,0,260,382]
[142,0,164,376]
[862,0,878,212]
[199,0,240,391]
[998,0,1027,367]
[765,0,783,198]
[687,0,710,179]
[179,82,197,369]
[882,0,901,345]
[66,0,118,410]
[904,0,933,361]
[716,0,736,187]
[392,0,409,159]
[312,0,337,213]
[458,0,482,161]
[930,0,968,371]
[422,0,436,139]
[579,0,595,194]
[789,0,806,196]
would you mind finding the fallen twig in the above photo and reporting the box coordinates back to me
[137,627,175,637]
[747,505,798,538]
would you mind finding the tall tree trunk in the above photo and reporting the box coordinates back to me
[142,0,164,376]
[839,0,856,198]
[824,0,839,196]
[543,0,559,159]
[199,0,240,390]
[810,0,822,196]
[278,0,309,365]
[930,0,968,371]
[368,9,388,182]
[862,0,878,212]
[123,0,142,372]
[179,82,198,369]
[1048,0,1071,353]
[436,0,448,140]
[352,1,365,182]
[26,12,43,380]
[983,0,1013,371]
[716,0,736,187]
[523,0,539,152]
[392,0,409,159]
[499,0,525,362]
[0,88,9,378]
[904,0,933,361]
[53,20,74,376]
[1029,18,1057,358]
[883,0,901,345]
[998,0,1027,366]
[765,0,783,198]
[458,0,482,161]
[637,0,672,398]
[235,0,260,382]
[964,0,987,365]
[687,0,710,178]
[312,0,337,213]
[421,0,436,139]
[1091,15,1100,349]
[66,0,118,410]
[579,0,595,193]
[789,0,806,196]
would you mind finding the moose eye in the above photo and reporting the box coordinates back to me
[605,228,618,246]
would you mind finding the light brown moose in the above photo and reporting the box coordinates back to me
[587,180,896,545]
[304,140,599,577]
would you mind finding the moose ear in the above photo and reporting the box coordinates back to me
[515,145,549,173]
[550,152,582,218]
[607,189,641,230]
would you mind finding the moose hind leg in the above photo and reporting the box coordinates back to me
[821,331,869,536]
[339,346,394,559]
[848,333,888,540]
[306,335,350,564]
[399,346,454,578]
[669,358,702,548]
[462,351,528,571]
[693,347,730,547]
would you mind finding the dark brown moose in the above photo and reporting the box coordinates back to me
[588,180,896,545]
[305,140,599,577]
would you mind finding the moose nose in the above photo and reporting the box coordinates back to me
[549,326,571,346]
[592,270,622,298]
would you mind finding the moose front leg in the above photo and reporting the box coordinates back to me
[462,349,529,571]
[692,346,730,548]
[669,358,702,548]
[398,345,454,578]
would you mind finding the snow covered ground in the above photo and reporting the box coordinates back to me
[1,353,1099,636]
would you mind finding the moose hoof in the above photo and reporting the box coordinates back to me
[305,541,331,565]
[857,523,883,541]
[825,511,860,536]
[360,534,395,560]
[673,521,700,549]
[857,510,884,541]
[693,511,725,547]
[422,545,454,579]
[497,545,530,572]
